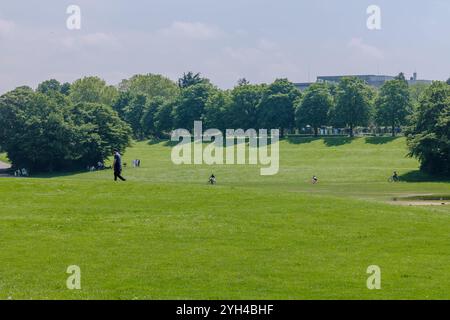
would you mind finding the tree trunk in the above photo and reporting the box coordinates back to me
[349,124,354,137]
[392,124,396,137]
[314,127,319,137]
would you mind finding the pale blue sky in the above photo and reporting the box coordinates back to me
[0,0,449,93]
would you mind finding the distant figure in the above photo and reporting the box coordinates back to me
[209,174,216,185]
[113,149,126,182]
[312,175,318,184]
[137,159,141,167]
[391,171,399,182]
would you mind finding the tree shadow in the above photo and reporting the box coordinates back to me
[323,137,354,147]
[399,170,450,183]
[365,136,400,145]
[147,137,163,146]
[286,137,321,145]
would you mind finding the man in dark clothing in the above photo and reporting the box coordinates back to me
[113,149,126,181]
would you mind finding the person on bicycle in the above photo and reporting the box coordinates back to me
[312,175,318,184]
[209,174,216,185]
[392,171,399,182]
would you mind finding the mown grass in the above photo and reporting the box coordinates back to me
[1,137,449,299]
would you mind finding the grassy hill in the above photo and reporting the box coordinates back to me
[1,137,450,299]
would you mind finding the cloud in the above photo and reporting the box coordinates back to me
[61,32,119,49]
[348,37,384,60]
[0,18,15,37]
[156,21,224,40]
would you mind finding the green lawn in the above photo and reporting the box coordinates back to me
[1,137,450,299]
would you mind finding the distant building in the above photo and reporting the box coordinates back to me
[294,73,432,91]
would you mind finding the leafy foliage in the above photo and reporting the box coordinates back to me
[407,81,450,174]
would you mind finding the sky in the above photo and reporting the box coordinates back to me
[0,0,449,93]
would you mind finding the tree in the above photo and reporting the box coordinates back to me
[141,97,165,137]
[447,78,450,85]
[172,83,213,130]
[70,102,131,166]
[375,79,412,136]
[60,82,71,96]
[295,83,333,136]
[123,94,147,139]
[409,83,431,109]
[69,76,118,106]
[333,77,372,137]
[228,83,264,130]
[154,100,175,138]
[203,90,230,131]
[178,72,207,89]
[406,81,450,175]
[257,79,301,136]
[118,74,178,100]
[37,79,61,94]
[0,86,130,172]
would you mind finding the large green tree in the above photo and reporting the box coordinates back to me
[0,86,130,172]
[118,74,178,100]
[70,76,118,106]
[203,90,231,131]
[333,77,372,137]
[375,79,412,136]
[257,79,301,136]
[123,94,147,139]
[227,83,264,130]
[172,83,214,130]
[407,81,450,175]
[295,83,333,136]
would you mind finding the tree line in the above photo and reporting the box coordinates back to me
[0,72,449,174]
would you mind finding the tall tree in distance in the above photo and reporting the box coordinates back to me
[295,83,333,136]
[257,79,301,136]
[228,83,264,130]
[407,81,450,175]
[172,82,213,130]
[178,72,207,89]
[447,78,450,85]
[69,76,118,106]
[375,79,412,136]
[118,74,178,100]
[333,77,372,137]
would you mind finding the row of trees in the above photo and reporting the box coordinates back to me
[101,72,430,139]
[0,72,448,173]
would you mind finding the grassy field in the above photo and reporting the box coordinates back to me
[1,137,450,299]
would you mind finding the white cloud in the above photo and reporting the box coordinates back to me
[0,18,15,37]
[348,37,384,60]
[61,32,119,49]
[157,21,224,40]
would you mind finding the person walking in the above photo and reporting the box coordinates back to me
[113,149,126,181]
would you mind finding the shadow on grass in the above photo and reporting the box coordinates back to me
[29,169,100,179]
[148,137,163,146]
[286,136,354,146]
[286,137,321,145]
[399,170,450,183]
[323,137,354,147]
[365,136,400,145]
